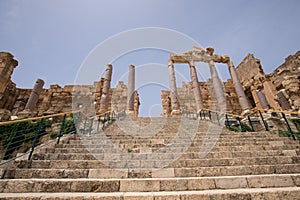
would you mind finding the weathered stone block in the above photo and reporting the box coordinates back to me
[247,175,294,188]
[188,178,215,190]
[88,169,127,178]
[120,179,160,192]
[215,177,247,189]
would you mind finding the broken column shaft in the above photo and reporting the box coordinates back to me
[100,64,112,113]
[25,79,45,111]
[256,90,270,109]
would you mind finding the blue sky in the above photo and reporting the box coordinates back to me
[0,0,299,116]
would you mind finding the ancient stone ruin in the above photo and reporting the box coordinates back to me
[161,47,300,117]
[0,47,300,199]
[0,47,299,121]
[0,55,140,120]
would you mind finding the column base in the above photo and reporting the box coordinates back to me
[18,109,35,118]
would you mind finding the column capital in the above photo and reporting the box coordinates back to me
[227,60,234,68]
[168,60,174,66]
[188,60,195,67]
[208,59,215,66]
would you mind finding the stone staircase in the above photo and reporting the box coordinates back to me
[1,117,300,199]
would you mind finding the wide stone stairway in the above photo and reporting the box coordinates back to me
[1,117,300,199]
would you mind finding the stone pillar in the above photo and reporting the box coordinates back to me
[227,61,251,114]
[127,65,135,115]
[208,60,226,112]
[168,60,181,116]
[189,61,203,112]
[256,90,270,109]
[277,91,291,110]
[251,87,261,109]
[100,64,112,113]
[25,79,45,111]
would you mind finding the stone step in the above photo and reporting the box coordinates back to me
[74,132,295,139]
[3,164,300,179]
[66,137,297,145]
[53,141,300,150]
[1,187,299,200]
[38,145,300,154]
[30,149,300,161]
[7,156,300,169]
[0,174,299,193]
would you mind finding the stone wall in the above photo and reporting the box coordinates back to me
[9,81,135,119]
[268,51,300,111]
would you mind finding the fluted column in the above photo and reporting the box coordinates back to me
[208,60,226,112]
[100,64,112,113]
[25,79,45,111]
[127,65,135,113]
[227,61,251,114]
[189,61,203,112]
[168,60,181,116]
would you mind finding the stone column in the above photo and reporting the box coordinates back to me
[168,60,181,116]
[208,60,226,112]
[256,90,270,109]
[227,61,251,114]
[18,78,45,117]
[100,64,112,113]
[127,65,135,114]
[25,79,45,111]
[251,87,261,109]
[277,91,291,110]
[189,61,203,112]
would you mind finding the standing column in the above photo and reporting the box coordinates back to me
[277,91,291,110]
[227,61,251,114]
[256,90,270,109]
[189,61,203,112]
[208,60,226,112]
[100,64,112,113]
[25,79,45,111]
[168,60,181,116]
[127,65,135,114]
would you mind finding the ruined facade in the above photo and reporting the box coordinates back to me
[236,51,300,112]
[0,49,299,121]
[0,53,139,121]
[161,49,300,116]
